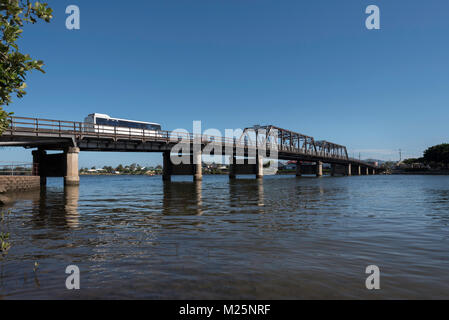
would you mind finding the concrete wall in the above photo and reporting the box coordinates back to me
[0,176,40,193]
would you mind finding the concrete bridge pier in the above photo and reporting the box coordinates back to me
[162,151,172,181]
[296,161,301,177]
[64,147,80,186]
[256,154,264,179]
[330,163,351,176]
[226,153,264,179]
[345,163,352,176]
[32,146,79,186]
[365,167,369,175]
[32,148,47,186]
[162,150,202,181]
[229,156,236,179]
[193,150,202,181]
[357,165,361,175]
[316,161,323,177]
[330,163,336,177]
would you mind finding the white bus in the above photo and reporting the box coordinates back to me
[84,113,163,137]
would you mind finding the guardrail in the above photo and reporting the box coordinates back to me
[3,116,378,168]
[6,116,240,146]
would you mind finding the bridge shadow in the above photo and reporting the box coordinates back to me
[162,181,203,216]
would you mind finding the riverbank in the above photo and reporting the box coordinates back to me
[392,169,449,175]
[80,172,229,176]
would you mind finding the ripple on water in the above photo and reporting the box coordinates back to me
[1,175,449,299]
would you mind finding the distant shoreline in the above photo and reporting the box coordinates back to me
[392,171,449,175]
[80,171,449,176]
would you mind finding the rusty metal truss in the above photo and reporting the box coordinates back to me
[240,125,348,160]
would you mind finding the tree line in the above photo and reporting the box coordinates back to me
[403,144,449,168]
[80,164,163,175]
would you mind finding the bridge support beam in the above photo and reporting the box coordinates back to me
[162,150,202,181]
[365,167,369,175]
[256,154,263,179]
[32,148,47,186]
[316,161,323,177]
[330,163,336,177]
[345,163,352,176]
[162,151,172,181]
[229,156,236,179]
[296,161,301,177]
[64,147,80,186]
[193,150,202,181]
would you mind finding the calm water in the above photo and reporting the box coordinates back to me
[1,174,449,299]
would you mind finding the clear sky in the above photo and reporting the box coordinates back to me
[1,0,449,168]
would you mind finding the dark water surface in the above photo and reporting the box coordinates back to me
[1,175,449,299]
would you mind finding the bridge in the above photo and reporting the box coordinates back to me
[0,116,380,186]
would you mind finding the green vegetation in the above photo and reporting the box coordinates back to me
[423,144,449,168]
[0,209,13,257]
[0,231,11,255]
[402,143,449,169]
[402,158,424,165]
[0,1,53,133]
[0,107,10,133]
[80,163,232,175]
[80,163,163,175]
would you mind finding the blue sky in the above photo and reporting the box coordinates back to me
[1,0,449,167]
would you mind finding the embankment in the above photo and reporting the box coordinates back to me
[0,176,40,205]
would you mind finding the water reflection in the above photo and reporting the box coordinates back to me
[10,186,81,230]
[229,178,265,213]
[64,186,80,228]
[3,175,449,299]
[162,181,203,216]
[424,187,449,225]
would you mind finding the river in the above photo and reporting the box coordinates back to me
[1,174,448,299]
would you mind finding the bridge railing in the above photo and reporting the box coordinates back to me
[4,116,376,167]
[8,116,83,135]
[5,116,253,147]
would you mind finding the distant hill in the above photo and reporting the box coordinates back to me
[364,159,387,165]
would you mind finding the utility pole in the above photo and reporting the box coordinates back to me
[399,149,402,162]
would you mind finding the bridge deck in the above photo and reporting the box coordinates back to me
[0,116,377,169]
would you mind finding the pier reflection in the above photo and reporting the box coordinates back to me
[229,178,265,212]
[64,186,80,228]
[23,186,81,230]
[162,181,203,216]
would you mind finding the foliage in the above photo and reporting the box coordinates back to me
[402,157,424,165]
[0,106,12,133]
[423,144,449,167]
[0,231,11,254]
[1,208,12,257]
[0,0,53,110]
[79,164,162,175]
